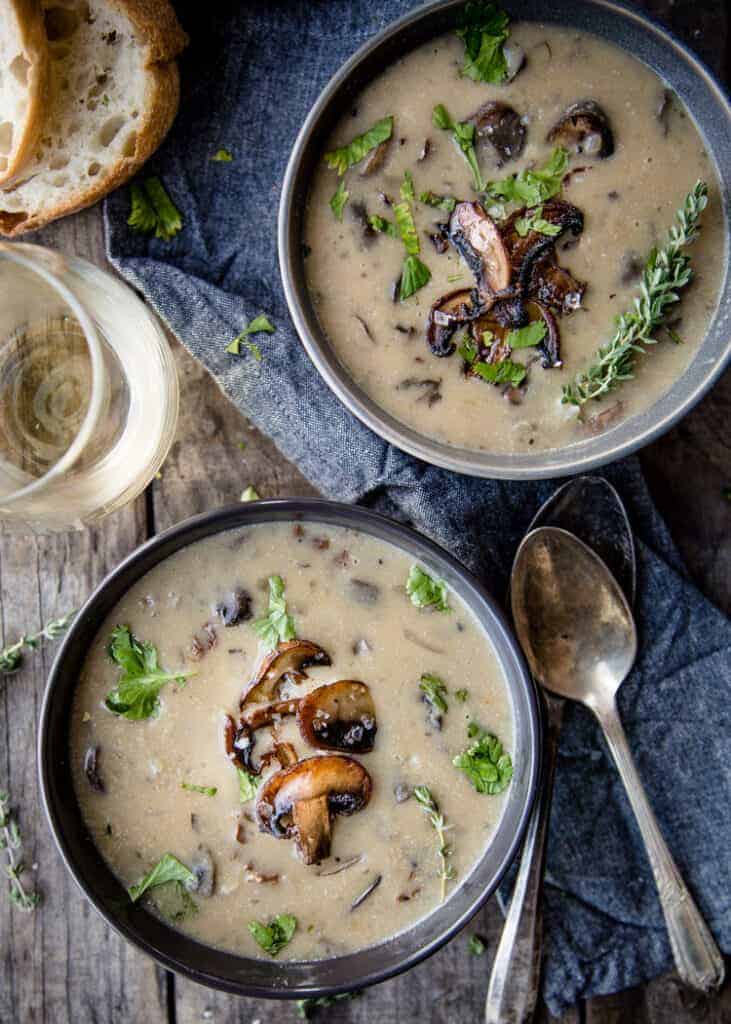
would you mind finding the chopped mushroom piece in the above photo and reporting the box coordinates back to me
[470,100,526,163]
[448,202,512,296]
[215,588,252,626]
[241,640,331,707]
[426,288,479,357]
[360,138,391,176]
[256,755,372,865]
[547,99,614,158]
[191,845,215,897]
[297,681,377,753]
[84,746,104,792]
[529,259,586,315]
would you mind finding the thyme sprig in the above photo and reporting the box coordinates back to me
[0,610,76,674]
[0,792,41,912]
[563,181,708,408]
[413,785,455,902]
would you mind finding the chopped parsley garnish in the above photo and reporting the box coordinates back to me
[226,314,275,355]
[514,205,562,238]
[432,104,485,192]
[506,320,547,350]
[400,255,432,301]
[419,190,457,213]
[401,169,416,201]
[458,336,479,364]
[453,722,513,794]
[128,177,182,241]
[128,853,195,902]
[406,565,450,612]
[329,179,349,221]
[240,485,260,502]
[468,934,487,956]
[237,767,258,803]
[104,626,193,721]
[211,148,233,162]
[420,673,448,713]
[181,783,217,797]
[296,993,362,1019]
[472,359,526,387]
[456,1,510,84]
[248,913,297,956]
[252,575,296,651]
[371,172,431,301]
[324,116,394,176]
[455,688,469,703]
[368,214,399,238]
[486,148,569,208]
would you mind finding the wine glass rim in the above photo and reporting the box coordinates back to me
[0,243,107,506]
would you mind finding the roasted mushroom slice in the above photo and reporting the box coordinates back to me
[523,299,561,368]
[257,755,372,865]
[547,100,614,159]
[470,100,526,163]
[298,681,377,753]
[241,640,331,707]
[448,202,511,295]
[501,198,584,292]
[360,139,390,176]
[530,258,586,315]
[241,698,300,732]
[426,288,477,357]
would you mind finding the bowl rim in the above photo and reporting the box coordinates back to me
[278,0,731,480]
[38,497,541,998]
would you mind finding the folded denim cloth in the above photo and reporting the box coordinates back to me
[104,0,731,1013]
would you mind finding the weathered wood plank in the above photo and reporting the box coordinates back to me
[0,207,166,1024]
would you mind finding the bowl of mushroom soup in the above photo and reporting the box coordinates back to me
[279,0,731,478]
[39,499,540,998]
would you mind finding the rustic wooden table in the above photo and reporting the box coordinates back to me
[1,2,729,1021]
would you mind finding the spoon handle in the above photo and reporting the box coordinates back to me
[485,696,564,1024]
[594,699,725,994]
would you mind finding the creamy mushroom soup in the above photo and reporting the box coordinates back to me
[304,23,724,454]
[71,521,513,959]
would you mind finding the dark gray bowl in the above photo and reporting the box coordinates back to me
[279,0,731,479]
[38,499,540,999]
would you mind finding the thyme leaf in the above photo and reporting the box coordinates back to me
[413,785,455,902]
[0,610,76,674]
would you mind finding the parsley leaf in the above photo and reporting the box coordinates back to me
[399,255,432,301]
[248,914,297,956]
[400,169,416,201]
[296,993,362,1019]
[486,148,569,207]
[420,673,448,713]
[419,190,457,213]
[368,214,399,238]
[226,315,275,355]
[329,179,349,221]
[432,104,485,191]
[453,723,513,794]
[456,1,510,84]
[181,782,217,797]
[455,688,469,702]
[105,626,193,720]
[514,205,562,238]
[472,359,526,387]
[468,934,487,956]
[393,199,420,256]
[324,116,394,176]
[128,177,183,241]
[252,575,296,651]
[211,148,233,162]
[128,853,196,902]
[458,336,479,364]
[406,565,450,612]
[237,767,259,803]
[506,321,547,350]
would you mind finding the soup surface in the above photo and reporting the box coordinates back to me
[71,521,513,959]
[305,23,724,454]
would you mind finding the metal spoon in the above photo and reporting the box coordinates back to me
[486,477,636,1024]
[511,526,725,996]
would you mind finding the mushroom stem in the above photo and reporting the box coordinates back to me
[292,795,332,864]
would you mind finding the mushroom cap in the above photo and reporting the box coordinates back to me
[241,639,331,706]
[470,100,527,163]
[297,681,377,753]
[448,201,512,296]
[546,100,614,159]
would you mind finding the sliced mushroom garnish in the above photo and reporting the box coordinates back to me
[529,258,586,315]
[215,588,252,626]
[241,640,331,707]
[426,288,479,357]
[360,139,391,176]
[503,40,526,82]
[501,198,583,293]
[256,755,372,865]
[524,299,561,368]
[448,202,511,295]
[241,698,300,732]
[547,99,614,158]
[297,681,377,754]
[470,100,526,163]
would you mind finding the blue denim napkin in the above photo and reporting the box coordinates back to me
[104,0,731,1013]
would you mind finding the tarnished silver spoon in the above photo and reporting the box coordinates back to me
[486,477,635,1024]
[511,526,724,998]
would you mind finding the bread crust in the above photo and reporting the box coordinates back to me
[0,0,51,188]
[0,0,188,236]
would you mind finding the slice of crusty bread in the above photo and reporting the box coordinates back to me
[0,0,50,187]
[0,0,187,236]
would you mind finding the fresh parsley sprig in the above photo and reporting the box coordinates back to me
[369,173,431,301]
[324,116,393,176]
[420,673,448,713]
[453,721,513,794]
[456,1,510,84]
[514,205,562,238]
[0,610,76,674]
[433,104,485,192]
[252,575,296,651]
[563,181,708,408]
[181,782,217,797]
[419,190,457,214]
[128,852,196,902]
[249,913,297,956]
[226,314,275,357]
[460,331,527,387]
[0,791,40,912]
[329,179,349,221]
[237,767,258,803]
[485,148,569,208]
[413,786,455,902]
[128,177,183,241]
[406,565,450,612]
[104,626,194,721]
